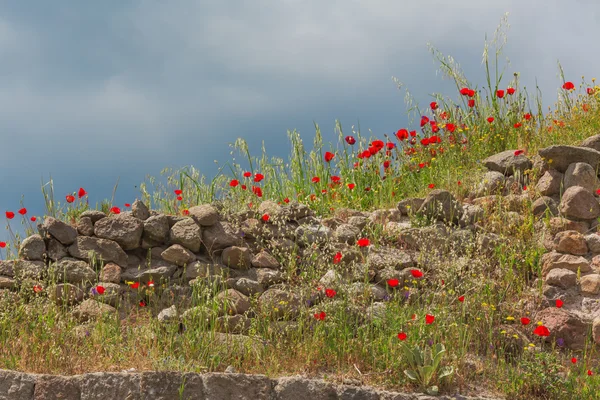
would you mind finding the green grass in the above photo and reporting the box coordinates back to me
[2,16,600,400]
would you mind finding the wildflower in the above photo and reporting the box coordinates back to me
[78,187,87,198]
[124,203,131,207]
[507,87,515,95]
[420,116,429,127]
[241,185,247,190]
[18,208,27,215]
[182,209,189,216]
[5,211,14,219]
[506,316,515,321]
[411,314,416,320]
[446,123,456,133]
[345,136,356,145]
[230,179,239,187]
[521,317,531,325]
[129,282,140,289]
[314,311,326,321]
[324,152,335,162]
[428,184,435,189]
[514,150,525,156]
[31,217,36,222]
[33,285,43,293]
[524,113,532,120]
[563,81,575,90]
[139,300,147,307]
[458,295,465,303]
[252,186,263,197]
[333,252,342,264]
[261,214,270,222]
[468,99,475,108]
[457,181,462,186]
[312,176,320,183]
[254,173,264,183]
[325,289,336,298]
[243,171,252,178]
[176,196,183,201]
[66,195,75,203]
[514,122,522,128]
[397,332,407,341]
[0,242,5,248]
[174,189,183,195]
[110,206,121,214]
[460,87,470,96]
[387,279,399,287]
[496,90,505,98]
[96,285,105,295]
[572,357,577,364]
[533,325,550,337]
[147,280,155,287]
[383,160,391,169]
[347,183,355,190]
[487,117,494,123]
[283,197,290,203]
[588,369,593,376]
[410,269,423,278]
[587,88,595,95]
[357,238,370,247]
[425,314,435,325]
[467,89,475,97]
[556,299,564,308]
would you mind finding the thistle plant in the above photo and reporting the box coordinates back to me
[400,342,454,395]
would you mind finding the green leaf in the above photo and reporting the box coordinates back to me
[438,366,455,380]
[413,346,424,366]
[420,365,434,386]
[404,369,418,381]
[426,385,439,396]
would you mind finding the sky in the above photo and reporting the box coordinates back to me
[0,0,599,248]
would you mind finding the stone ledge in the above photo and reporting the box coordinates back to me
[0,369,503,400]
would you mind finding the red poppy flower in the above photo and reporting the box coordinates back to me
[33,285,43,293]
[458,295,465,303]
[556,299,564,308]
[314,311,326,321]
[386,142,396,150]
[331,176,341,183]
[182,209,190,216]
[241,185,247,190]
[230,179,239,187]
[30,216,36,222]
[440,111,448,120]
[396,129,409,141]
[5,211,14,219]
[487,117,494,123]
[66,195,75,203]
[428,184,435,189]
[261,214,270,222]
[521,317,531,325]
[514,122,522,128]
[0,242,6,248]
[563,81,575,90]
[333,252,342,264]
[176,196,183,201]
[533,325,550,337]
[383,160,391,169]
[571,357,577,364]
[460,87,470,96]
[125,203,131,207]
[387,278,399,287]
[431,124,439,133]
[507,87,515,95]
[254,173,264,182]
[430,102,438,110]
[345,136,356,145]
[445,123,456,133]
[357,238,370,247]
[110,206,121,214]
[496,90,505,98]
[325,289,336,298]
[410,269,423,278]
[312,176,320,183]
[324,152,335,162]
[147,280,155,287]
[588,369,593,376]
[243,171,252,178]
[467,89,475,97]
[96,285,105,295]
[523,113,532,120]
[283,197,290,203]
[514,150,524,156]
[457,180,461,185]
[425,314,435,325]
[139,300,147,307]
[174,189,183,195]
[587,88,595,95]
[468,99,475,108]
[78,187,87,198]
[420,116,429,127]
[130,282,140,289]
[252,186,263,197]
[18,208,27,215]
[347,183,355,190]
[411,314,416,320]
[397,332,407,341]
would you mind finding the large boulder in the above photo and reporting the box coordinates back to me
[539,145,600,173]
[559,186,600,220]
[483,150,532,176]
[417,190,463,224]
[93,214,144,251]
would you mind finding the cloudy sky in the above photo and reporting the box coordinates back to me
[0,0,598,247]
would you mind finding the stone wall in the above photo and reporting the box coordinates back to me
[0,369,501,400]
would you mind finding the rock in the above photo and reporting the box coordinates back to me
[33,375,81,400]
[99,263,122,283]
[202,222,243,253]
[43,216,78,245]
[274,376,338,400]
[214,314,252,334]
[0,276,15,289]
[256,269,284,287]
[157,305,178,323]
[251,251,280,269]
[535,169,564,197]
[295,225,332,245]
[473,171,507,196]
[142,215,170,244]
[76,216,94,236]
[531,196,559,216]
[168,219,202,253]
[47,238,68,261]
[483,149,533,176]
[417,190,463,224]
[541,251,591,278]
[0,370,35,399]
[593,318,600,344]
[580,274,600,295]
[13,260,46,280]
[79,210,107,224]
[49,258,97,284]
[367,247,415,270]
[18,234,46,261]
[68,236,129,268]
[78,372,142,400]
[215,289,251,316]
[586,234,600,254]
[48,283,85,306]
[188,204,220,226]
[333,224,361,244]
[221,246,252,269]
[72,299,117,322]
[559,186,600,220]
[139,371,204,400]
[564,162,599,193]
[553,230,588,255]
[203,373,273,400]
[347,216,370,230]
[535,307,589,350]
[580,134,600,152]
[539,145,600,173]
[259,289,302,320]
[545,268,577,289]
[234,278,264,296]
[160,244,196,267]
[184,261,229,281]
